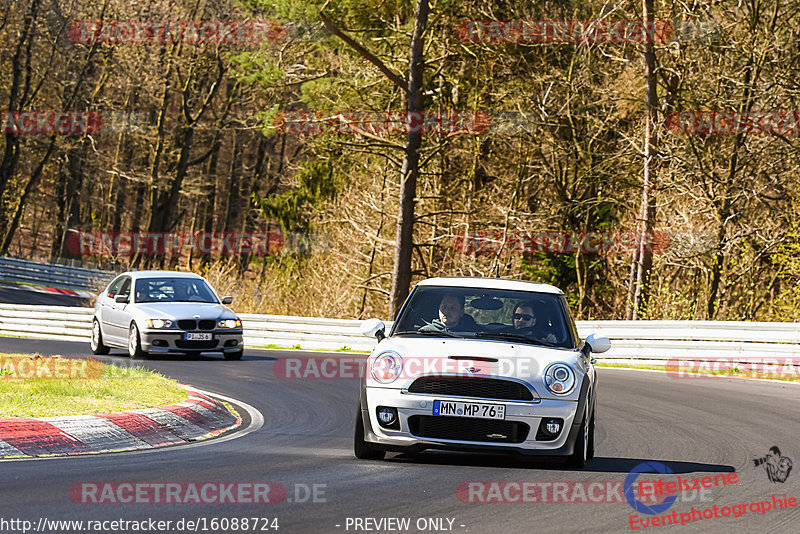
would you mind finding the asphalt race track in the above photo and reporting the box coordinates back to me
[0,284,91,307]
[1,337,798,534]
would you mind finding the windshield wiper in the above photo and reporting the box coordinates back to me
[474,332,557,347]
[394,330,458,337]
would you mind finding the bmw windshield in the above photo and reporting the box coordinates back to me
[134,278,219,304]
[392,286,576,349]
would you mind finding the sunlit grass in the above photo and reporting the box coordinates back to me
[0,353,188,417]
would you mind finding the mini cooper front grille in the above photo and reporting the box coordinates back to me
[408,415,529,443]
[407,377,534,401]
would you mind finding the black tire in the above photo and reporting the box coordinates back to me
[567,404,589,469]
[354,405,385,460]
[90,319,110,355]
[587,402,596,460]
[224,349,244,360]
[128,323,147,359]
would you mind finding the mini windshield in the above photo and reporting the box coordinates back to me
[134,278,219,304]
[392,286,575,349]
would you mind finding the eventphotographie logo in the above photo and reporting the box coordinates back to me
[754,447,793,483]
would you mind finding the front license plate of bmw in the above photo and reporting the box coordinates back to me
[433,400,506,420]
[185,332,212,341]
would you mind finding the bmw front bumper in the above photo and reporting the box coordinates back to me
[139,329,244,354]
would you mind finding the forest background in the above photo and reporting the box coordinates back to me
[2,0,800,322]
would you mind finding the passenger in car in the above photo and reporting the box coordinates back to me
[419,294,477,332]
[511,302,557,344]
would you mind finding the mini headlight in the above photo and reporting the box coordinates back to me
[544,363,576,395]
[371,351,403,384]
[218,319,242,329]
[145,319,173,329]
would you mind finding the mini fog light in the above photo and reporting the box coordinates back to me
[545,420,561,435]
[536,417,564,441]
[376,406,399,429]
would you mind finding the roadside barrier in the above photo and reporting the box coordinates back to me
[0,304,798,365]
[0,257,114,291]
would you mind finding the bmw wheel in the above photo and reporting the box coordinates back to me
[128,323,146,359]
[90,319,110,355]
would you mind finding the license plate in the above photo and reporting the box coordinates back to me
[184,332,212,341]
[433,400,506,420]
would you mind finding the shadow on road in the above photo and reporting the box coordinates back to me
[386,451,734,474]
[579,457,734,474]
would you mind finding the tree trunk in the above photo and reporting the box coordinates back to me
[628,0,658,319]
[389,0,429,317]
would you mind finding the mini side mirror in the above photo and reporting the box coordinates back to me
[584,333,611,354]
[115,295,129,304]
[360,318,386,342]
[222,296,233,304]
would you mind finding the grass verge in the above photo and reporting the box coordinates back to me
[0,353,188,417]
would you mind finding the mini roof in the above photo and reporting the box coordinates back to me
[415,277,563,295]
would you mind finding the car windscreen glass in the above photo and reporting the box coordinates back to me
[134,278,219,303]
[392,285,574,348]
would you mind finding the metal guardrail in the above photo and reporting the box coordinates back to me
[0,304,798,365]
[0,257,115,291]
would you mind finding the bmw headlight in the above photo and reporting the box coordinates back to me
[544,362,576,395]
[371,351,403,384]
[218,319,242,329]
[145,319,173,329]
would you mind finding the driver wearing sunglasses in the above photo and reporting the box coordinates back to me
[511,301,557,344]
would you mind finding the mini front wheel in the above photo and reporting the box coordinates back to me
[354,403,385,460]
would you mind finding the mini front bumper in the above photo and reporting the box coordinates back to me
[139,329,243,353]
[360,385,584,456]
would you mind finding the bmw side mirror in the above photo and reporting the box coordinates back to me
[361,318,386,342]
[222,296,233,304]
[584,333,611,354]
[115,295,129,304]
